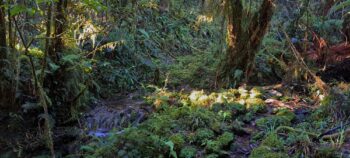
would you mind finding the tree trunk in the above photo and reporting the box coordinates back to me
[7,0,14,49]
[343,13,350,41]
[217,0,275,87]
[0,0,6,55]
[0,0,8,108]
[53,0,66,61]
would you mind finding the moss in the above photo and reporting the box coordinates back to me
[189,91,212,107]
[238,87,249,99]
[246,98,266,113]
[252,131,265,141]
[261,133,284,149]
[206,132,234,152]
[256,115,291,129]
[242,111,255,122]
[180,146,197,158]
[226,102,246,113]
[211,102,245,114]
[249,87,263,98]
[315,146,339,158]
[210,121,221,132]
[195,128,215,144]
[206,140,221,152]
[275,109,295,121]
[169,133,186,149]
[249,146,288,158]
[217,132,234,146]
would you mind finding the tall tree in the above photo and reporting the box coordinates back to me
[216,0,275,87]
[53,0,66,61]
[0,0,6,56]
[0,0,8,108]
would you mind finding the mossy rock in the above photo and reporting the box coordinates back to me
[256,115,291,129]
[249,87,264,99]
[246,98,266,113]
[217,132,235,146]
[169,133,186,149]
[211,102,245,114]
[238,87,250,99]
[275,109,295,122]
[206,140,221,152]
[195,128,215,144]
[285,132,311,147]
[180,146,197,158]
[249,146,288,158]
[205,132,234,152]
[261,133,284,149]
[189,91,212,107]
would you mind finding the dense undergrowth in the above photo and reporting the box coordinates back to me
[80,86,350,158]
[2,0,350,157]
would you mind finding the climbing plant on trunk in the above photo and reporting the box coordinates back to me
[216,0,275,87]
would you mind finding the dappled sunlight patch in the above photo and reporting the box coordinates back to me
[145,86,267,113]
[194,15,214,30]
[139,0,159,9]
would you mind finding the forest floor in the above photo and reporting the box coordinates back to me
[77,83,350,157]
[2,82,350,157]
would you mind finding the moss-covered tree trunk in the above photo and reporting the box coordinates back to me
[53,0,66,60]
[0,0,9,108]
[217,0,275,87]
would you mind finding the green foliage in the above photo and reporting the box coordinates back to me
[256,115,290,130]
[180,146,197,158]
[82,99,238,157]
[261,133,284,149]
[329,0,350,14]
[256,109,295,131]
[315,146,340,158]
[205,132,234,152]
[249,146,288,158]
[167,51,219,88]
[169,133,186,149]
[194,128,215,144]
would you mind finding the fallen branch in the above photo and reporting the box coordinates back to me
[282,30,330,95]
[275,126,319,138]
[321,128,350,140]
